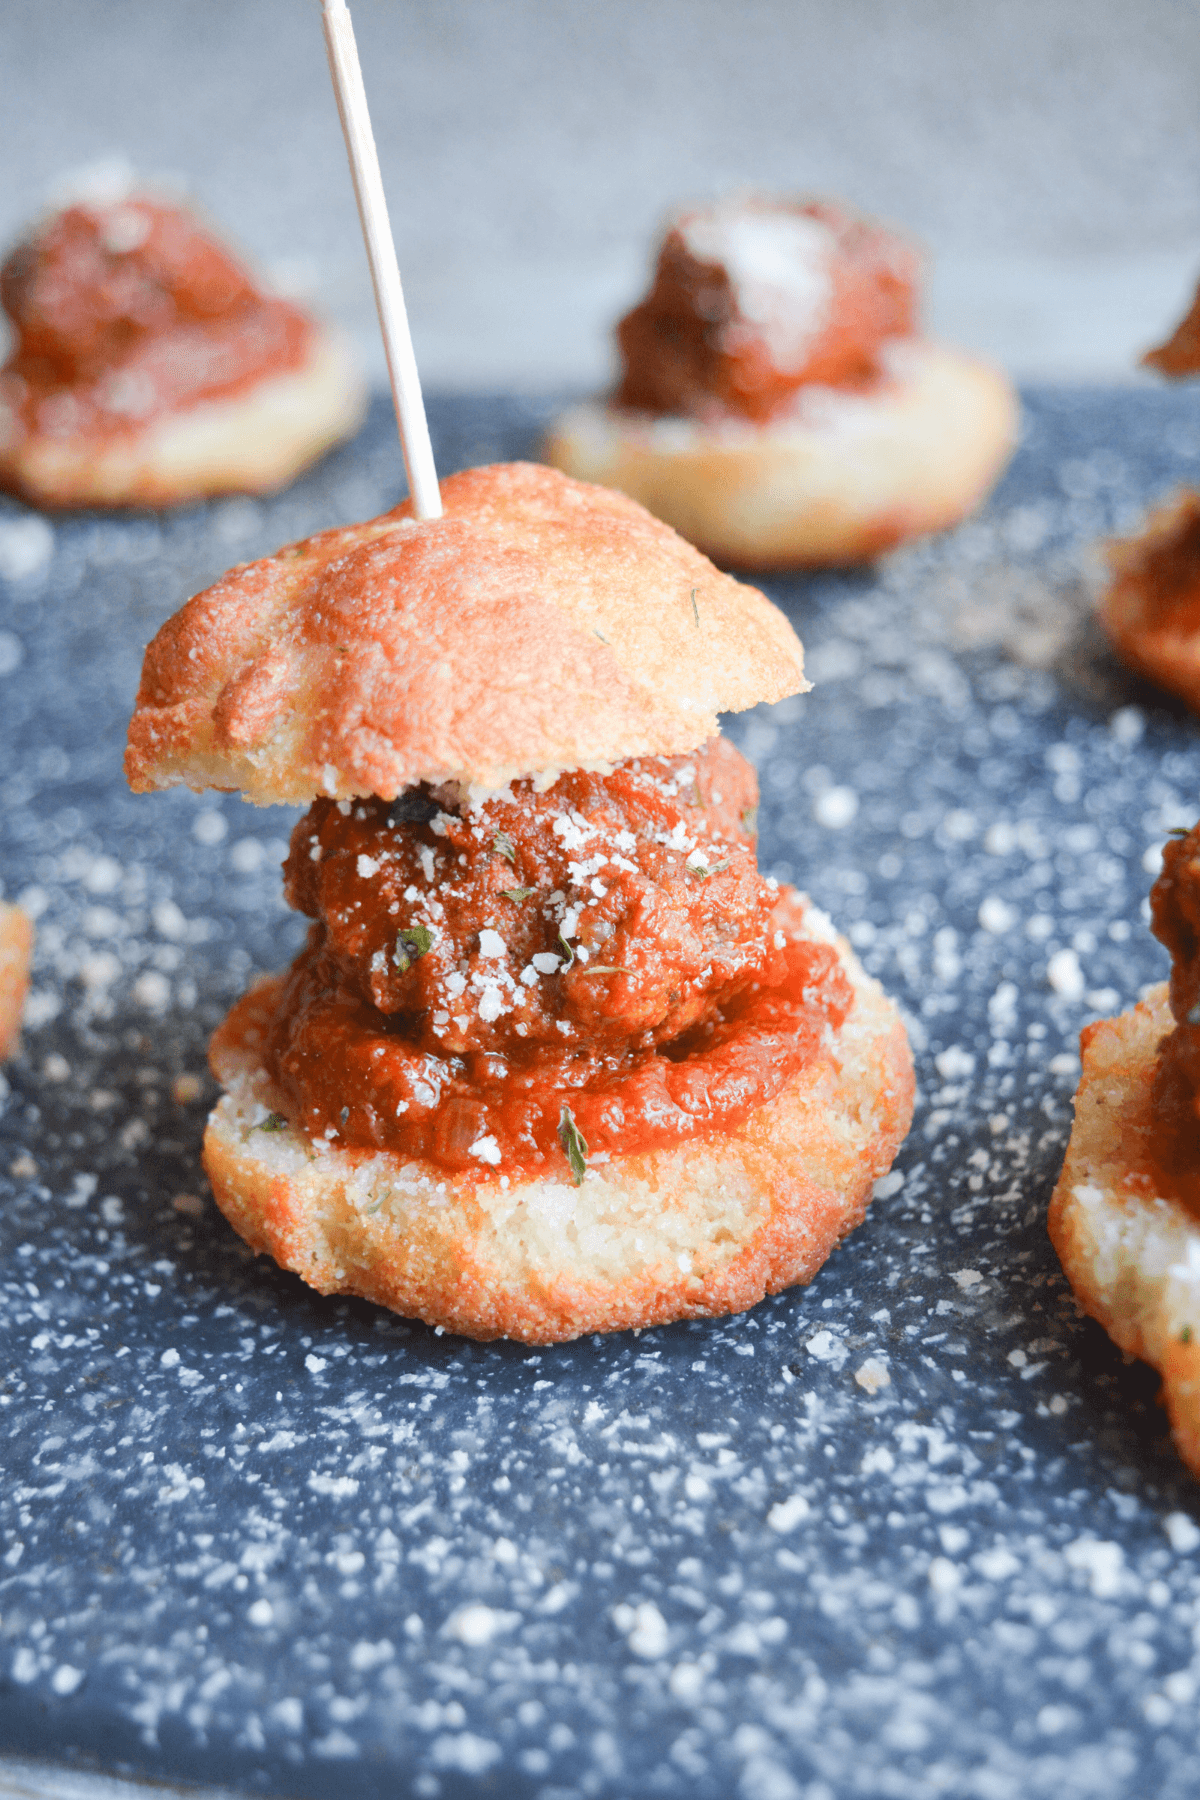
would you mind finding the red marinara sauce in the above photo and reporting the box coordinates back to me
[0,197,313,440]
[615,198,919,425]
[262,739,852,1180]
[1150,822,1200,1207]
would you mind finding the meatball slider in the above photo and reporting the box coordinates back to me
[1098,279,1200,708]
[1051,823,1200,1477]
[0,191,365,510]
[545,196,1018,569]
[1099,491,1200,714]
[126,461,913,1343]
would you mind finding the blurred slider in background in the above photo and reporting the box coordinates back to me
[544,194,1019,567]
[0,175,366,511]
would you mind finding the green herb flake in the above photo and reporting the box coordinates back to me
[558,930,577,970]
[494,831,517,864]
[580,964,626,976]
[501,886,534,904]
[393,923,434,971]
[1182,1325,1194,1345]
[594,628,610,645]
[690,856,730,880]
[257,1112,288,1133]
[558,1104,588,1186]
[1169,826,1192,838]
[691,587,700,628]
[741,805,759,837]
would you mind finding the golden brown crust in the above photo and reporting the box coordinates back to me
[125,462,808,804]
[0,326,365,510]
[0,903,33,1062]
[1049,985,1200,1478]
[201,907,913,1344]
[1099,490,1200,710]
[542,341,1018,569]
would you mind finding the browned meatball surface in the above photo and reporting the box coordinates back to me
[615,197,919,425]
[262,738,852,1176]
[283,737,767,1057]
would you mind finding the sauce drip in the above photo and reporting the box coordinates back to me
[261,739,851,1179]
[0,197,313,440]
[615,198,919,425]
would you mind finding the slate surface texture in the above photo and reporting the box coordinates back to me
[3,389,1200,1800]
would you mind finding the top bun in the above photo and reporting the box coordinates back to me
[126,462,807,805]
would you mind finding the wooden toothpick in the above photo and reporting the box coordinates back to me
[320,0,442,520]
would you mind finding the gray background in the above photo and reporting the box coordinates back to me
[4,0,1200,388]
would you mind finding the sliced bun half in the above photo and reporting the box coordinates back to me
[126,462,809,805]
[1049,984,1200,1477]
[0,326,365,512]
[202,908,913,1345]
[543,341,1018,569]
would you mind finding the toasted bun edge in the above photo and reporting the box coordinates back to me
[200,913,913,1344]
[0,326,366,510]
[542,341,1018,569]
[1049,984,1200,1477]
[125,461,808,805]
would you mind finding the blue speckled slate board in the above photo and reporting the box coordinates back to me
[4,390,1200,1800]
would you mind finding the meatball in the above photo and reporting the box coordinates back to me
[282,736,773,1060]
[615,197,919,424]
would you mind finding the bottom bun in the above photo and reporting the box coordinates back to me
[202,908,913,1344]
[542,340,1018,569]
[0,327,367,510]
[1049,985,1200,1477]
[0,902,32,1063]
